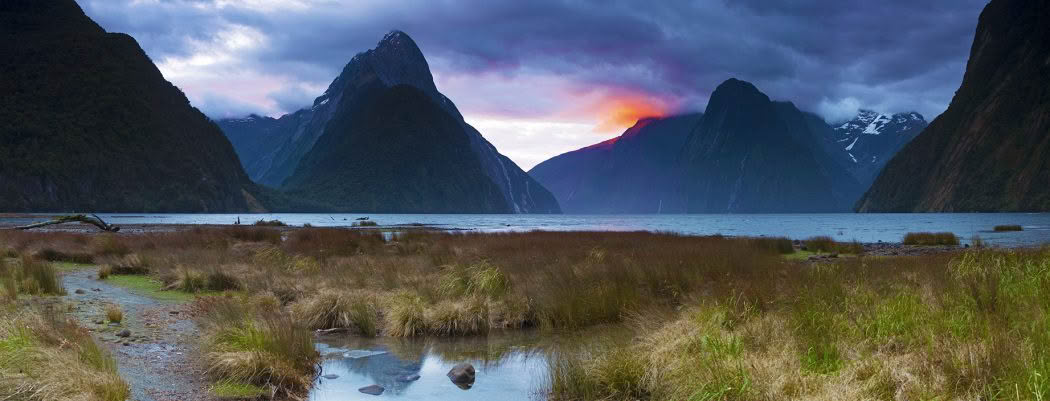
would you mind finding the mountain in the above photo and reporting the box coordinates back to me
[0,0,263,212]
[676,79,864,212]
[528,114,702,213]
[529,79,867,214]
[825,110,927,186]
[857,0,1050,212]
[219,31,560,213]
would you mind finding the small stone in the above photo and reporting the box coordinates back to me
[117,329,131,338]
[397,374,421,382]
[447,363,476,387]
[358,385,384,395]
[322,374,339,380]
[92,288,101,292]
[74,289,86,294]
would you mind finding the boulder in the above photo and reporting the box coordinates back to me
[447,363,475,387]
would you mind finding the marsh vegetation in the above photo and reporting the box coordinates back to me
[3,227,1047,400]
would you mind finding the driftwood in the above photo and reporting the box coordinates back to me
[13,214,120,232]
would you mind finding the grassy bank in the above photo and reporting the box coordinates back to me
[545,248,1050,400]
[0,253,129,401]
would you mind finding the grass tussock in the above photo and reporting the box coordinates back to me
[104,304,123,324]
[547,248,1050,400]
[0,255,66,297]
[994,224,1024,232]
[352,220,379,227]
[197,296,319,399]
[903,231,960,246]
[0,307,129,401]
[290,289,380,335]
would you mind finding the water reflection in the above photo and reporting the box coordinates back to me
[311,331,549,400]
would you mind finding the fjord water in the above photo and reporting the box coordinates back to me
[59,213,1050,246]
[311,332,548,400]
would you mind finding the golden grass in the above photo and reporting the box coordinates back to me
[546,248,1050,400]
[0,306,129,401]
[105,304,123,324]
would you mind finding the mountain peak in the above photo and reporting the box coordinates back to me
[377,30,421,53]
[707,78,772,111]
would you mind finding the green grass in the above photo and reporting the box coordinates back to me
[210,381,268,399]
[52,261,94,271]
[103,274,204,302]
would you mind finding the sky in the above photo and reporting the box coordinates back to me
[78,0,989,170]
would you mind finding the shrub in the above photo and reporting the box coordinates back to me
[902,232,959,246]
[353,220,379,227]
[994,224,1023,232]
[105,304,123,324]
[253,219,287,227]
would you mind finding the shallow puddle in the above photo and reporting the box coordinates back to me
[310,331,549,400]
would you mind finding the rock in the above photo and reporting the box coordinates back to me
[117,329,131,338]
[74,289,86,294]
[95,320,105,324]
[322,374,339,380]
[447,363,475,387]
[397,374,421,382]
[168,311,180,315]
[358,385,384,395]
[122,342,130,346]
[92,288,101,292]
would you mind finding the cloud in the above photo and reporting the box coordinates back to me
[77,0,990,164]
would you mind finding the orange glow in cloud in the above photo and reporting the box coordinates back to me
[589,93,673,133]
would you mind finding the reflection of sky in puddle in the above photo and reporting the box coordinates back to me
[310,334,547,400]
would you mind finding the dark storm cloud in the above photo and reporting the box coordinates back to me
[78,0,989,122]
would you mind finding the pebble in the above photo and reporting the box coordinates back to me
[74,289,86,294]
[322,374,339,380]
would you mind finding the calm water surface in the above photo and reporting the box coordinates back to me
[311,331,549,400]
[33,213,1050,246]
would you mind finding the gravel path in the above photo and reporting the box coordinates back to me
[62,268,212,401]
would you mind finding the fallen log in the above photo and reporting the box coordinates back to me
[12,214,120,232]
